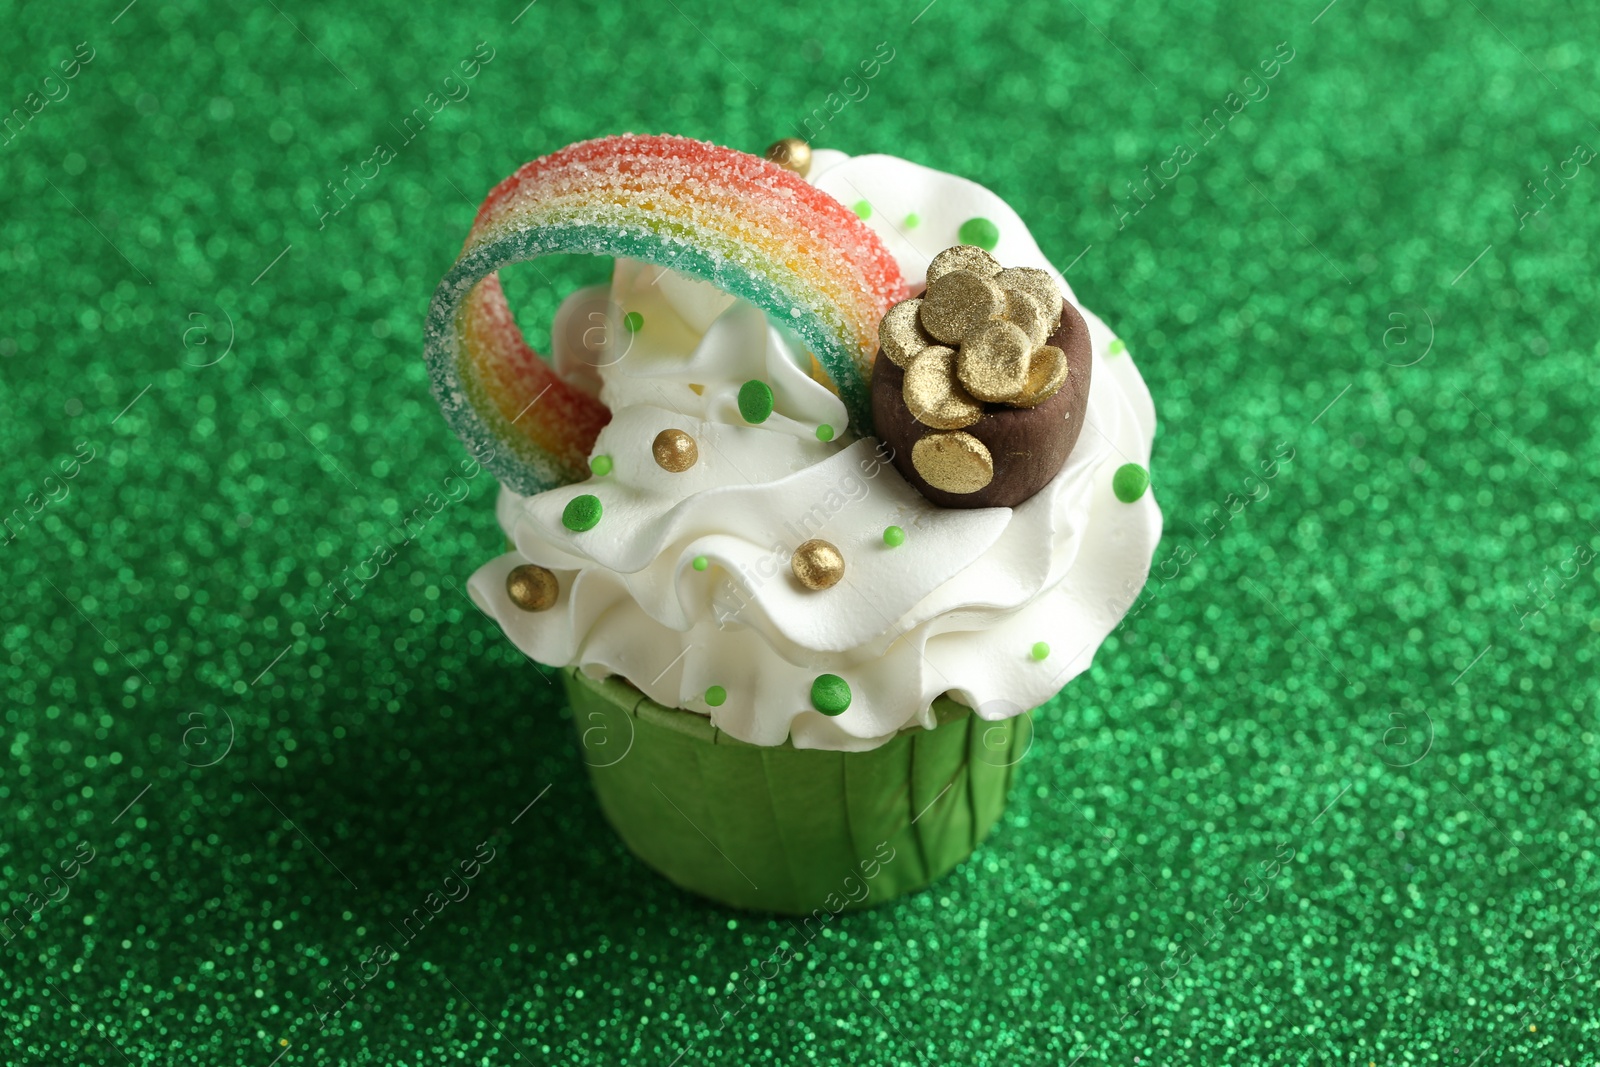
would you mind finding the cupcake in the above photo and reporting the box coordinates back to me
[424,134,1161,914]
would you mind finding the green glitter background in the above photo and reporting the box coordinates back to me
[2,0,1597,1063]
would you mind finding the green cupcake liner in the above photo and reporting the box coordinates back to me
[562,668,1030,914]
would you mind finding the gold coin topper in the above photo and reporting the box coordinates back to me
[878,246,1067,425]
[870,244,1094,509]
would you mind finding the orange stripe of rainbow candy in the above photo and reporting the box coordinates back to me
[424,133,908,496]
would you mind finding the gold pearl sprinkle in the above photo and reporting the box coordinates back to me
[878,299,933,368]
[764,137,812,177]
[927,245,1001,284]
[902,346,983,429]
[1000,288,1049,347]
[652,428,699,473]
[920,270,1004,344]
[912,431,994,495]
[505,564,559,612]
[957,320,1033,403]
[995,267,1062,330]
[1011,344,1069,408]
[791,538,845,590]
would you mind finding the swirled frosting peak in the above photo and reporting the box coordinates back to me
[467,151,1162,751]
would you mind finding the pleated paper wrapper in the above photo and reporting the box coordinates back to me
[562,668,1029,914]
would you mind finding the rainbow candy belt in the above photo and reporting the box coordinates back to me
[424,134,909,495]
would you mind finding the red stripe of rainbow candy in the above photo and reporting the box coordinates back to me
[424,133,908,496]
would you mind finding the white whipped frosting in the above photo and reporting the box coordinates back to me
[467,151,1162,751]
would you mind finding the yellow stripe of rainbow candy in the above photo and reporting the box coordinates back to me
[424,134,908,496]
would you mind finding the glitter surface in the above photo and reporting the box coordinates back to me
[2,1,1598,1065]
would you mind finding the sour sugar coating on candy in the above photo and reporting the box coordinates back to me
[425,134,911,495]
[426,273,612,490]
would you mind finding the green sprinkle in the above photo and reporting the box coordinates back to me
[1031,641,1051,661]
[1113,463,1150,503]
[692,555,709,572]
[815,424,834,442]
[810,674,852,715]
[1108,338,1128,357]
[904,212,921,228]
[853,200,872,219]
[958,216,1000,251]
[562,494,603,531]
[738,379,774,424]
[705,685,726,707]
[883,525,906,547]
[589,454,613,477]
[622,311,644,333]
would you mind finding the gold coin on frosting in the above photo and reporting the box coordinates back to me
[902,346,983,430]
[920,270,1004,344]
[957,320,1033,403]
[911,431,994,495]
[505,564,559,612]
[791,538,845,590]
[927,245,1002,284]
[878,299,933,368]
[1000,288,1049,347]
[1011,345,1069,408]
[995,267,1063,328]
[652,428,699,472]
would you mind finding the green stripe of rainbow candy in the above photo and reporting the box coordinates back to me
[424,134,909,497]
